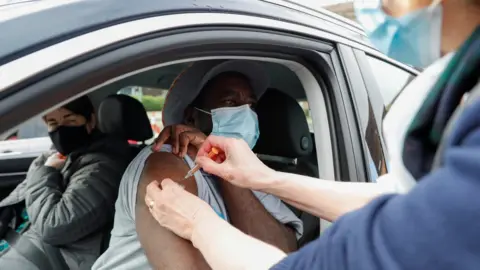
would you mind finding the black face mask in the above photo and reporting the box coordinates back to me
[49,125,91,155]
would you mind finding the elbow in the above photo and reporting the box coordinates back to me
[34,213,108,245]
[42,237,67,246]
[34,223,72,245]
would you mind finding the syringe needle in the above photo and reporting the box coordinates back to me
[181,147,220,182]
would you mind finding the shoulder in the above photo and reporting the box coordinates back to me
[142,152,190,179]
[137,151,197,204]
[78,138,130,168]
[75,152,121,173]
[138,152,191,194]
[70,145,129,184]
[88,133,131,158]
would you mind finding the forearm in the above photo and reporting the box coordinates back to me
[26,166,69,243]
[263,172,389,221]
[26,166,63,209]
[220,181,297,252]
[26,165,112,245]
[192,211,286,270]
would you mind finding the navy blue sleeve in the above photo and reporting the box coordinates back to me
[271,125,480,270]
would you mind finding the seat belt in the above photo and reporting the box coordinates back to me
[5,229,53,269]
[4,228,69,270]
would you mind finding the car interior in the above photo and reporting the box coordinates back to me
[0,59,322,252]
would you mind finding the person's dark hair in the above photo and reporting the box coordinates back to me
[62,96,95,121]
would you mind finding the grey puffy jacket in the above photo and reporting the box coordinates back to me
[0,131,131,269]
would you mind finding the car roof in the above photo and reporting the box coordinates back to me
[0,0,373,65]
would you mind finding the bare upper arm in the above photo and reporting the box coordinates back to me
[137,152,197,203]
[135,152,210,269]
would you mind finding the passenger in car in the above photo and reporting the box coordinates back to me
[0,96,131,270]
[92,60,302,270]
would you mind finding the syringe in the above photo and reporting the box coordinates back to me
[182,147,220,180]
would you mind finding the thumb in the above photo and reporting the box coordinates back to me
[196,156,225,177]
[160,178,177,189]
[152,128,170,151]
[146,180,162,196]
[161,179,186,193]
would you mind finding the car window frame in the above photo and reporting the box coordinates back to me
[343,47,418,182]
[0,12,415,97]
[0,13,365,180]
[0,18,371,237]
[337,45,387,182]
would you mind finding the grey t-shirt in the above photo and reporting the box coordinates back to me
[92,145,303,270]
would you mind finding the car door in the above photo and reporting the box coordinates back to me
[0,150,45,201]
[0,110,51,200]
[0,5,375,243]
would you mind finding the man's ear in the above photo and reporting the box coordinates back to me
[183,107,195,125]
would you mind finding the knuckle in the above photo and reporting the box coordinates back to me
[146,182,157,193]
[145,182,153,191]
[179,132,188,140]
[165,183,177,192]
[158,202,169,212]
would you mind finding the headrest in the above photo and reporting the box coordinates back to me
[253,89,313,158]
[98,94,153,141]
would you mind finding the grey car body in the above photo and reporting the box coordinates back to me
[0,0,419,266]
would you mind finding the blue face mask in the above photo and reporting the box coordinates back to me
[196,105,260,149]
[354,0,443,68]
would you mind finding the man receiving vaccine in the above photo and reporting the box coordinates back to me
[92,60,302,270]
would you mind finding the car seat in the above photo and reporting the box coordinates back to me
[253,88,320,247]
[97,94,153,253]
[98,94,153,159]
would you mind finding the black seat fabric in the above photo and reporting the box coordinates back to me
[97,94,153,253]
[98,94,153,143]
[254,89,313,158]
[253,88,319,247]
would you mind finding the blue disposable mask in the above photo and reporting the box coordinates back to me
[354,0,443,68]
[195,105,260,149]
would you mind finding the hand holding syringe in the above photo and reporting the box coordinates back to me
[181,146,220,181]
[194,136,273,190]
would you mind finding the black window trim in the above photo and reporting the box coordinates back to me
[328,48,366,183]
[349,48,419,181]
[337,44,383,182]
